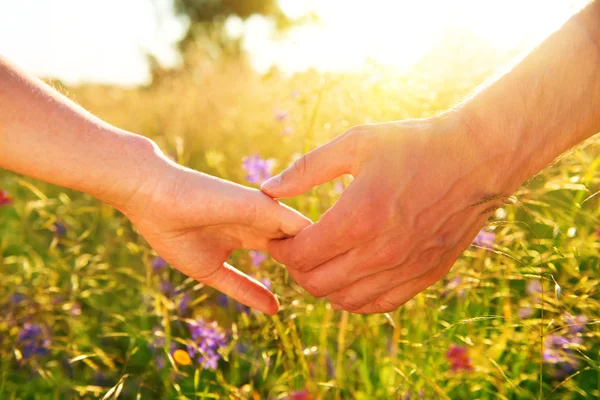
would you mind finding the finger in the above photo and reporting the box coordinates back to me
[343,270,444,314]
[326,247,449,310]
[198,262,280,315]
[261,128,362,198]
[161,232,280,315]
[338,218,488,314]
[199,177,312,235]
[267,181,368,272]
[290,238,400,298]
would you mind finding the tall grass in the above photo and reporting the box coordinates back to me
[1,50,599,399]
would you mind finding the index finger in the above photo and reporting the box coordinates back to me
[267,182,364,271]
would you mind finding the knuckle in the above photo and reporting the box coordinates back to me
[372,299,400,313]
[337,292,366,311]
[302,278,326,298]
[288,251,308,271]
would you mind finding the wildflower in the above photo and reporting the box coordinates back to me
[178,292,191,314]
[52,222,67,236]
[274,109,288,121]
[445,344,474,372]
[261,277,272,291]
[188,320,229,370]
[473,229,495,249]
[250,250,267,267]
[149,327,175,370]
[9,293,25,304]
[152,256,168,272]
[235,302,251,315]
[333,181,345,194]
[291,90,300,99]
[217,294,230,308]
[563,313,588,334]
[0,190,13,206]
[542,334,582,377]
[173,349,192,366]
[284,389,311,400]
[17,323,51,358]
[518,306,533,319]
[282,126,293,135]
[242,154,275,185]
[442,276,465,297]
[526,279,542,295]
[159,279,175,297]
[71,302,82,316]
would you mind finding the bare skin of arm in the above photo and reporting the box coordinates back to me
[261,1,600,314]
[0,58,311,315]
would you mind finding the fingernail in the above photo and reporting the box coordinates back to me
[261,174,281,191]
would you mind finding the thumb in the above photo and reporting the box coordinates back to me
[261,129,360,198]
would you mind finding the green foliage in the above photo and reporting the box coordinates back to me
[1,55,600,399]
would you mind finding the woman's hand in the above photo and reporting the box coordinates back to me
[116,156,312,315]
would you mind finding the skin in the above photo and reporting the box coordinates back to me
[262,1,600,314]
[0,57,311,316]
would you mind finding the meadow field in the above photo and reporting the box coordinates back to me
[1,50,599,399]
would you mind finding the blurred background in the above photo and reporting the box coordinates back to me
[1,1,599,399]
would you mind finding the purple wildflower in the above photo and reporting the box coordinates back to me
[235,301,251,315]
[261,277,272,291]
[159,279,175,297]
[282,126,293,136]
[563,313,588,334]
[9,293,25,304]
[152,257,168,272]
[526,279,542,296]
[518,306,533,319]
[446,344,474,372]
[178,292,191,314]
[242,154,275,185]
[274,109,288,122]
[188,320,228,370]
[17,323,50,358]
[441,276,465,299]
[250,250,267,267]
[52,222,67,236]
[543,334,582,377]
[0,190,13,206]
[217,294,230,308]
[473,229,495,249]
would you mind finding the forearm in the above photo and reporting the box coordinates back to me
[0,57,166,209]
[459,1,600,193]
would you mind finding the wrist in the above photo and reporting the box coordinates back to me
[89,129,171,215]
[441,107,531,198]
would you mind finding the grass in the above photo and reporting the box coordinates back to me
[0,51,599,399]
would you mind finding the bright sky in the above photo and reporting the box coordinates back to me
[0,0,589,85]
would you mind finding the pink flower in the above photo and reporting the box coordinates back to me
[473,229,495,249]
[249,250,267,267]
[0,190,13,206]
[446,344,474,372]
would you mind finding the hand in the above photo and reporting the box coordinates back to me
[117,158,312,315]
[261,114,517,313]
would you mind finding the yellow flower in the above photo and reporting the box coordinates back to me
[173,349,192,366]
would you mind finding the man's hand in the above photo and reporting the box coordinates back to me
[118,159,312,316]
[261,115,517,314]
[261,0,600,314]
